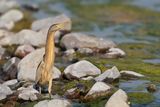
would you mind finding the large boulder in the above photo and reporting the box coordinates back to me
[0,84,13,100]
[105,89,130,107]
[64,60,101,79]
[17,48,61,81]
[60,33,116,51]
[31,14,71,31]
[84,82,112,100]
[34,99,71,107]
[95,66,120,83]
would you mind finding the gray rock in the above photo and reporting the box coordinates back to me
[104,48,126,58]
[84,82,111,100]
[0,84,13,100]
[53,67,61,79]
[15,44,35,58]
[82,76,94,80]
[95,66,120,82]
[0,9,23,22]
[0,20,14,30]
[64,60,101,79]
[0,9,23,30]
[18,87,39,101]
[0,46,5,60]
[2,57,20,80]
[0,29,46,46]
[0,29,14,39]
[105,89,130,107]
[18,48,61,81]
[3,79,18,86]
[34,99,71,107]
[60,33,116,50]
[64,49,75,56]
[31,14,71,31]
[120,70,144,78]
[0,0,19,13]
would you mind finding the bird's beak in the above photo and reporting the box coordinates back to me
[57,21,69,30]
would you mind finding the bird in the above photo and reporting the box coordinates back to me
[35,22,67,97]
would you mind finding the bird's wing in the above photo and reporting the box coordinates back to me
[35,60,45,83]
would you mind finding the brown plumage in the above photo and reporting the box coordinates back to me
[35,23,66,96]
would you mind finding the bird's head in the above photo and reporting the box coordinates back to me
[48,22,68,33]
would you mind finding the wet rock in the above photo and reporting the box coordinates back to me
[31,14,71,31]
[78,48,93,55]
[64,60,101,79]
[120,70,144,78]
[3,79,18,86]
[0,29,46,47]
[34,99,71,107]
[60,33,116,51]
[0,46,5,60]
[84,82,111,100]
[105,89,129,107]
[95,66,120,83]
[0,0,19,13]
[2,57,20,80]
[17,48,61,81]
[0,9,23,30]
[147,84,157,92]
[0,84,13,100]
[14,44,35,58]
[104,48,126,58]
[18,87,39,101]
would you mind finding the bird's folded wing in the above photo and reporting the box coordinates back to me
[35,60,45,83]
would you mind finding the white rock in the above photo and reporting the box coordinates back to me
[64,60,101,79]
[105,89,130,107]
[3,79,18,86]
[53,67,61,79]
[64,49,75,56]
[15,44,35,58]
[105,48,126,58]
[60,32,116,50]
[18,87,39,101]
[0,9,23,22]
[0,0,19,13]
[0,20,14,30]
[95,66,120,82]
[0,29,46,46]
[84,82,111,99]
[78,48,93,54]
[34,99,71,107]
[120,70,144,78]
[18,48,61,81]
[31,14,71,31]
[0,84,13,100]
[0,29,14,39]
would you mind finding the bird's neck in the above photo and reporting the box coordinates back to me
[44,31,55,63]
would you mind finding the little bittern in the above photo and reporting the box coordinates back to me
[35,23,66,97]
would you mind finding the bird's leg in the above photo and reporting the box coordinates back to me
[48,77,52,99]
